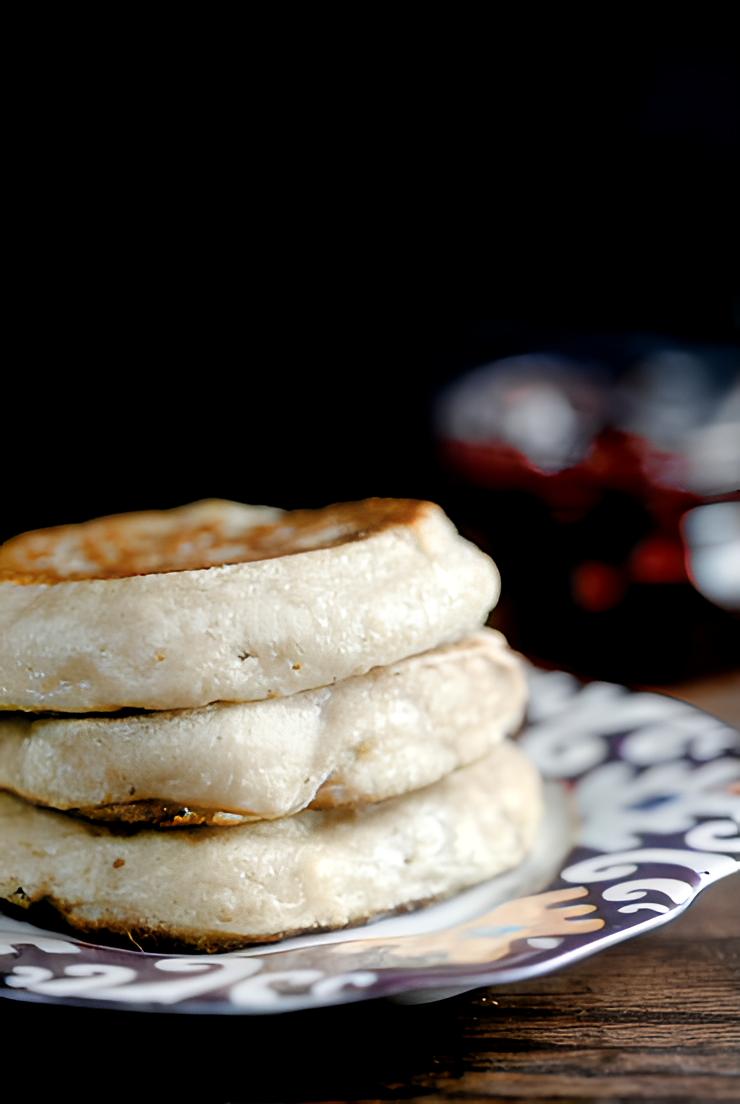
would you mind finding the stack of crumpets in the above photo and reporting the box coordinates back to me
[0,499,541,951]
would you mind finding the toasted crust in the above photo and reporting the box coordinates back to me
[0,499,428,583]
[0,741,542,950]
[0,630,526,824]
[0,893,446,954]
[0,498,499,712]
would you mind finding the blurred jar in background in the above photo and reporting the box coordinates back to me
[436,343,739,684]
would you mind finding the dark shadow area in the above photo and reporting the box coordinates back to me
[0,991,472,1100]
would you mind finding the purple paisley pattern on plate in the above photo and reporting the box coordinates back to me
[1,669,738,1014]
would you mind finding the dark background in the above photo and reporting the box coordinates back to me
[5,41,738,541]
[5,314,738,542]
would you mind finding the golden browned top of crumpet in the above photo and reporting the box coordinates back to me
[0,498,428,583]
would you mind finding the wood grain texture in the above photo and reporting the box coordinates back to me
[2,675,738,1102]
[655,671,740,729]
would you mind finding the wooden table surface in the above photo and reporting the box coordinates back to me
[3,675,739,1102]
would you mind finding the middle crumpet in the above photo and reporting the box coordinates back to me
[0,630,525,827]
